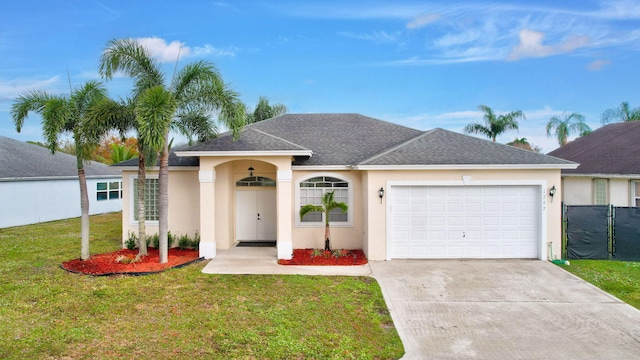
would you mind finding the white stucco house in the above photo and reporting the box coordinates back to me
[0,135,122,228]
[114,114,577,261]
[547,121,640,207]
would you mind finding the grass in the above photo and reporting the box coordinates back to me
[557,260,640,309]
[0,212,404,359]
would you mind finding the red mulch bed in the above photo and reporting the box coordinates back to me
[278,249,368,266]
[61,248,202,276]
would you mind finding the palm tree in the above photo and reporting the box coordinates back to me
[11,81,107,260]
[299,191,348,252]
[506,137,533,151]
[88,96,154,257]
[246,96,288,123]
[546,112,591,146]
[601,101,640,124]
[464,105,525,142]
[99,38,245,263]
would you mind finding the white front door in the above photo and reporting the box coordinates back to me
[236,190,277,241]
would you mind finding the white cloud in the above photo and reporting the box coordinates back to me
[338,31,398,43]
[192,44,238,57]
[0,76,60,101]
[587,59,611,71]
[406,13,440,29]
[507,29,590,61]
[135,37,190,63]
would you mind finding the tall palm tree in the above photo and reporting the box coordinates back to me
[246,96,288,123]
[99,38,245,263]
[299,191,348,252]
[11,81,107,260]
[601,101,640,124]
[89,96,155,256]
[464,105,525,142]
[546,112,591,146]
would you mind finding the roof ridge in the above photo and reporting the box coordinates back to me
[251,128,310,151]
[359,129,435,165]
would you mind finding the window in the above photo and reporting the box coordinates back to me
[299,176,350,224]
[133,178,159,221]
[633,181,640,207]
[236,176,276,187]
[593,179,608,205]
[97,181,122,201]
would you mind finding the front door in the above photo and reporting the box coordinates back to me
[235,190,277,241]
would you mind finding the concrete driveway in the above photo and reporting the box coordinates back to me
[370,259,640,359]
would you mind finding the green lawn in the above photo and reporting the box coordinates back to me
[557,260,640,309]
[0,213,403,359]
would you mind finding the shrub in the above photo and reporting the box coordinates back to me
[178,234,191,249]
[148,234,160,248]
[125,231,137,250]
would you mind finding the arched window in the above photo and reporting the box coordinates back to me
[298,175,350,224]
[236,176,276,187]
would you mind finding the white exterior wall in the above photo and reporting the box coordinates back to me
[562,176,639,207]
[0,176,122,228]
[561,177,593,205]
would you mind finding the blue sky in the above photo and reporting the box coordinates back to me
[1,0,640,152]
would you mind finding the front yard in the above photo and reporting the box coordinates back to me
[558,260,640,309]
[0,212,403,359]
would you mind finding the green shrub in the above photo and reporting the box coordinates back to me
[149,234,159,248]
[125,231,137,250]
[178,234,191,249]
[192,231,200,250]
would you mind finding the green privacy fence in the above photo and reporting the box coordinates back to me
[563,204,640,261]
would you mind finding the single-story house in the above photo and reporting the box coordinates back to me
[547,121,640,207]
[0,135,122,228]
[114,114,577,261]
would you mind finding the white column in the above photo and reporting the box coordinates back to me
[276,169,293,260]
[199,170,216,258]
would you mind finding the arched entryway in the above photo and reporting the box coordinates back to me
[235,176,277,243]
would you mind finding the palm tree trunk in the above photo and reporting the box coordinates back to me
[77,165,90,261]
[158,131,170,263]
[324,223,331,251]
[136,152,147,256]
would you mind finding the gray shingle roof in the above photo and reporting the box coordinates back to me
[0,135,120,179]
[547,121,640,175]
[181,113,424,166]
[362,128,575,166]
[155,113,576,168]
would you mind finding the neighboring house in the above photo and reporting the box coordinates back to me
[0,135,122,228]
[114,114,576,261]
[547,122,640,207]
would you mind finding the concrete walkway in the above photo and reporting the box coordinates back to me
[202,248,640,359]
[201,246,372,276]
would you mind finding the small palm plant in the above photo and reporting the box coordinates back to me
[299,191,348,251]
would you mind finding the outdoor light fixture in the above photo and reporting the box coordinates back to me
[248,166,255,177]
[549,185,556,202]
[379,187,385,203]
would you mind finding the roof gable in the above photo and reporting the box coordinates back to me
[361,128,575,166]
[547,122,640,175]
[0,136,119,179]
[182,113,423,166]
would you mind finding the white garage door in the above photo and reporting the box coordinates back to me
[390,186,540,259]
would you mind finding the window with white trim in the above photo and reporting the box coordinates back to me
[299,176,350,224]
[97,181,122,201]
[633,180,640,207]
[133,178,159,221]
[593,178,608,205]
